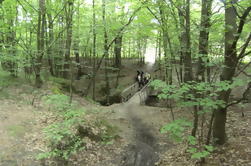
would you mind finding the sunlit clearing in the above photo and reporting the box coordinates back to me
[145,47,156,64]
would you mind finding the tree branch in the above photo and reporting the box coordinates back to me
[18,0,38,12]
[238,32,251,59]
[232,7,251,49]
[225,82,251,109]
[168,0,200,28]
[51,4,66,23]
[235,61,251,77]
[146,6,162,25]
[84,5,143,96]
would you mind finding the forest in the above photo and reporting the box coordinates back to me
[0,0,251,165]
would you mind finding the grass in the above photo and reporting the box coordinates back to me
[0,68,36,100]
[0,68,30,87]
[7,125,27,137]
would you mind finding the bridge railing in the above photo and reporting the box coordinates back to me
[138,81,151,104]
[121,82,138,102]
[121,80,152,103]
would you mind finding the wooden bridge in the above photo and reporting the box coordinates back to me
[121,81,151,104]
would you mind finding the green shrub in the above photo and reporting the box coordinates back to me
[38,94,85,160]
[38,117,85,160]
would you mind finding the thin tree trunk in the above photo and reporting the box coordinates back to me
[75,2,82,80]
[92,0,96,100]
[47,10,55,76]
[158,0,169,83]
[178,2,185,83]
[183,0,193,82]
[63,0,74,79]
[114,34,123,68]
[166,32,174,85]
[102,0,110,105]
[192,0,213,137]
[35,0,46,88]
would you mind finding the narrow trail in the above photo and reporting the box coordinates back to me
[0,99,41,166]
[113,90,161,166]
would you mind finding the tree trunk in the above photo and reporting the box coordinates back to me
[166,32,174,85]
[192,0,212,137]
[196,0,212,82]
[128,39,131,58]
[47,10,55,76]
[178,2,185,83]
[213,0,241,145]
[158,0,170,83]
[92,0,97,100]
[102,0,110,105]
[75,2,82,80]
[63,0,74,79]
[1,2,18,77]
[183,0,193,82]
[114,34,123,68]
[35,0,46,88]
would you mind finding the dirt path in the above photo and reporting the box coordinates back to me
[0,99,41,166]
[108,91,172,166]
[0,82,170,166]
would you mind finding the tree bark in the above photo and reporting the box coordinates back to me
[192,0,212,137]
[92,0,96,100]
[114,34,123,68]
[183,0,193,82]
[47,7,55,76]
[35,0,46,88]
[102,0,110,105]
[213,1,251,145]
[74,1,82,80]
[178,1,185,83]
[196,0,212,82]
[158,0,170,83]
[63,0,74,79]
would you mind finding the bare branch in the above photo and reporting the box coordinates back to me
[235,61,251,77]
[225,82,251,109]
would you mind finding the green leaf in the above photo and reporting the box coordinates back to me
[187,147,197,153]
[204,145,214,152]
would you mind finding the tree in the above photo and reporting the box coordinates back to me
[35,0,46,87]
[213,1,251,145]
[192,0,213,137]
[183,0,193,82]
[92,0,97,100]
[114,33,122,68]
[102,0,110,105]
[0,0,18,77]
[63,0,74,79]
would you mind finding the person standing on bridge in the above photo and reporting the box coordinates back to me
[136,70,144,90]
[136,70,142,90]
[140,71,145,89]
[144,72,151,85]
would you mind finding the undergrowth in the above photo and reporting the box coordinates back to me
[37,93,118,162]
[37,94,85,160]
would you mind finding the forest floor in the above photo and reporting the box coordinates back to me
[0,79,171,166]
[0,67,250,166]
